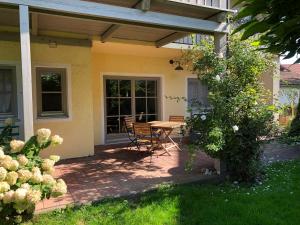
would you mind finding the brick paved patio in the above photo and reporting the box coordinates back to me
[36,144,215,213]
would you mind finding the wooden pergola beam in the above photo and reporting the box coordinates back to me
[156,32,189,47]
[100,0,151,43]
[0,0,229,34]
[100,24,120,42]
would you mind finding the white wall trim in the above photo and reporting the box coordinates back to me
[99,72,165,145]
[32,63,73,123]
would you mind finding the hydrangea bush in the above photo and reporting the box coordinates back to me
[0,119,66,224]
[183,36,276,182]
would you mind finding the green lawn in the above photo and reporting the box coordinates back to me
[25,160,300,225]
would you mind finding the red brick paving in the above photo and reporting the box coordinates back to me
[36,144,215,213]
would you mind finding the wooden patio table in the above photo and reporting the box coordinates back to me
[148,121,186,155]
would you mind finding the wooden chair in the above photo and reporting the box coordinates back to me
[169,115,185,123]
[133,122,160,152]
[123,116,139,150]
[169,115,185,144]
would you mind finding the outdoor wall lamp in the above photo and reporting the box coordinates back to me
[169,59,183,71]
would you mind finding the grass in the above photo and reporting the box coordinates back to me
[25,160,300,225]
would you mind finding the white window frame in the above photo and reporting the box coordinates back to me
[99,72,165,144]
[104,76,161,137]
[33,64,72,122]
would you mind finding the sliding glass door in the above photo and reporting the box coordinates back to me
[104,77,160,139]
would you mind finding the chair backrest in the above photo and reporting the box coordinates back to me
[169,115,185,123]
[133,123,152,137]
[124,116,134,129]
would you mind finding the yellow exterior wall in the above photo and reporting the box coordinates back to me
[0,41,94,159]
[0,40,279,158]
[92,42,192,145]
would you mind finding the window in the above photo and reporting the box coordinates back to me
[36,67,68,118]
[187,78,209,114]
[0,66,17,117]
[105,77,159,136]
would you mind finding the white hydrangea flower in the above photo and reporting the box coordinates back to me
[42,159,55,171]
[215,75,221,81]
[18,169,32,183]
[26,189,41,204]
[14,188,28,202]
[8,160,19,171]
[17,155,29,166]
[31,167,41,174]
[42,174,56,186]
[51,179,67,197]
[1,155,12,169]
[30,172,43,184]
[43,167,55,176]
[0,147,5,159]
[21,183,31,190]
[0,193,4,200]
[0,167,7,181]
[200,115,206,121]
[51,135,63,147]
[6,171,18,186]
[49,155,60,163]
[233,125,239,132]
[10,140,25,153]
[3,190,14,204]
[0,181,10,193]
[36,128,51,145]
[4,118,14,126]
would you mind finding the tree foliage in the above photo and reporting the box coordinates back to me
[233,0,300,63]
[184,35,275,182]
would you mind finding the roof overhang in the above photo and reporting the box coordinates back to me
[0,0,231,47]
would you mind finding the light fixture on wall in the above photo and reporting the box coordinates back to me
[169,59,183,71]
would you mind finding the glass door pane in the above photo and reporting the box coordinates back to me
[105,79,132,135]
[105,78,159,141]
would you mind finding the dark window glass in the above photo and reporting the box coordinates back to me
[106,80,118,97]
[135,98,146,114]
[147,115,157,122]
[147,80,157,97]
[0,68,17,115]
[147,98,156,114]
[120,99,131,115]
[42,93,62,111]
[135,80,146,97]
[120,80,131,97]
[41,73,62,92]
[106,98,119,116]
[107,117,119,134]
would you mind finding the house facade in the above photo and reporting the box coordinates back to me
[0,0,278,159]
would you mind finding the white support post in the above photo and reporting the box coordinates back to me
[19,5,34,140]
[214,32,228,175]
[214,32,227,58]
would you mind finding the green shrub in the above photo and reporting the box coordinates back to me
[184,35,276,182]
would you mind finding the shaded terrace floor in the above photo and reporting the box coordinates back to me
[36,144,215,213]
